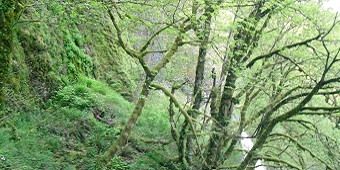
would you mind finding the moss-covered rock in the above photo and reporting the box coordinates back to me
[1,0,138,107]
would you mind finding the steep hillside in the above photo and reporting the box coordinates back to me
[1,1,340,169]
[0,1,159,169]
[2,0,137,107]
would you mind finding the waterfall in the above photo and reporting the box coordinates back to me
[241,131,266,170]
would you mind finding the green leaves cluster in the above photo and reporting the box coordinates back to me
[63,27,93,79]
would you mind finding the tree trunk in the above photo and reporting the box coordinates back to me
[205,63,237,169]
[102,12,185,162]
[205,3,272,168]
[180,1,220,166]
[0,1,15,106]
[102,78,151,164]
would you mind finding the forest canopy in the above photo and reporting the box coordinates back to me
[0,0,340,169]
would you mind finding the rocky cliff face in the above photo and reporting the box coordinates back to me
[1,1,138,109]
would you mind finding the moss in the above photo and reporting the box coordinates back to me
[0,1,140,167]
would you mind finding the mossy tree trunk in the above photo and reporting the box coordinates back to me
[0,0,23,141]
[237,80,330,170]
[102,77,151,163]
[235,15,340,169]
[0,0,25,105]
[205,2,272,168]
[0,0,17,107]
[101,5,190,164]
[178,1,223,166]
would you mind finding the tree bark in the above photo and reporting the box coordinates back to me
[103,9,186,162]
[0,0,16,106]
[102,78,151,164]
[237,79,326,169]
[205,3,272,168]
[180,0,222,166]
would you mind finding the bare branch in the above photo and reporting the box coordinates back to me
[255,155,302,170]
[139,24,172,53]
[301,106,340,112]
[246,35,321,68]
[321,13,340,38]
[141,50,168,56]
[286,118,318,131]
[246,85,305,126]
[322,77,340,85]
[107,9,139,58]
[150,83,203,156]
[271,133,335,170]
[153,35,182,72]
[298,111,337,116]
[276,53,317,83]
[274,89,340,111]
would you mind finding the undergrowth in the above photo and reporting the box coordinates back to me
[1,76,178,169]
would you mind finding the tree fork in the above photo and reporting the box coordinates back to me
[103,5,187,163]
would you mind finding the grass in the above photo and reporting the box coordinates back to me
[0,76,179,169]
[0,76,132,169]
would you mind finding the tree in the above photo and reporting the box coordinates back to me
[211,1,339,169]
[101,0,340,169]
[101,1,193,163]
[179,0,223,166]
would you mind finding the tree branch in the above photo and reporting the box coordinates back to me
[255,155,302,170]
[246,34,321,68]
[141,50,168,56]
[107,9,139,58]
[139,24,172,53]
[301,106,340,112]
[271,133,335,170]
[154,35,182,72]
[150,83,203,156]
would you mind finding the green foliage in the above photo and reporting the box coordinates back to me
[0,111,69,170]
[51,75,133,122]
[130,151,166,170]
[106,156,131,170]
[1,0,138,105]
[129,146,181,170]
[63,27,93,79]
[130,155,160,170]
[53,84,94,109]
[135,92,171,139]
[1,0,340,169]
[0,76,134,169]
